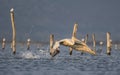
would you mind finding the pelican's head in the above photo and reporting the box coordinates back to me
[50,41,60,57]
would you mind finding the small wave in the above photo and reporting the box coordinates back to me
[21,51,40,59]
[38,49,50,58]
[20,49,50,59]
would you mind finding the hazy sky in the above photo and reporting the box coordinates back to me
[0,0,120,42]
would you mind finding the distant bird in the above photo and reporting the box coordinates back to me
[50,23,96,57]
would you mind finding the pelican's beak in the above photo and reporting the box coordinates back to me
[50,49,60,57]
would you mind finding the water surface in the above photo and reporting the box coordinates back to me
[0,44,120,75]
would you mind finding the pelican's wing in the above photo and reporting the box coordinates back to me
[59,38,75,46]
[72,38,96,55]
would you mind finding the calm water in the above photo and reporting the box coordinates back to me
[0,44,120,75]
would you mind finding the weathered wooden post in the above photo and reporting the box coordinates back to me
[81,34,88,55]
[72,23,78,39]
[100,41,103,49]
[99,41,103,54]
[27,38,31,50]
[92,33,96,51]
[50,34,54,51]
[85,34,88,44]
[2,38,6,50]
[81,38,85,55]
[106,32,112,55]
[71,23,78,55]
[10,8,16,54]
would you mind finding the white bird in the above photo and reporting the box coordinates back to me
[50,37,96,57]
[50,23,96,57]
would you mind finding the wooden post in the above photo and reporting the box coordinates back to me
[85,34,88,44]
[106,32,112,55]
[92,33,96,51]
[100,41,103,49]
[99,41,103,53]
[81,38,85,55]
[2,38,6,50]
[27,38,31,50]
[72,23,78,39]
[81,34,88,55]
[10,8,16,54]
[50,34,54,50]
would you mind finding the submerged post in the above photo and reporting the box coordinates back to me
[85,34,88,44]
[106,32,112,55]
[81,38,85,55]
[99,41,103,53]
[92,33,96,51]
[27,38,31,50]
[2,38,6,50]
[50,34,54,50]
[10,8,16,54]
[81,34,88,55]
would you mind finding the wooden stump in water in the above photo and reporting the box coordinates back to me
[106,32,112,55]
[10,8,16,54]
[50,34,54,50]
[81,38,85,55]
[98,41,103,54]
[81,34,88,55]
[85,34,88,44]
[27,38,31,50]
[92,33,96,51]
[2,38,6,50]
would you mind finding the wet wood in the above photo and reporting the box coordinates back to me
[81,34,88,55]
[2,38,6,50]
[106,32,112,55]
[27,38,31,50]
[72,23,78,40]
[85,34,88,44]
[92,33,96,51]
[10,8,16,54]
[50,34,54,50]
[99,41,103,54]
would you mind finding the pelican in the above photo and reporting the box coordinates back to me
[50,23,96,57]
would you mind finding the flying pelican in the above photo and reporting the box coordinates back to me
[50,23,96,57]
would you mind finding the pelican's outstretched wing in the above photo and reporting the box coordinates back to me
[59,39,75,46]
[72,38,96,55]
